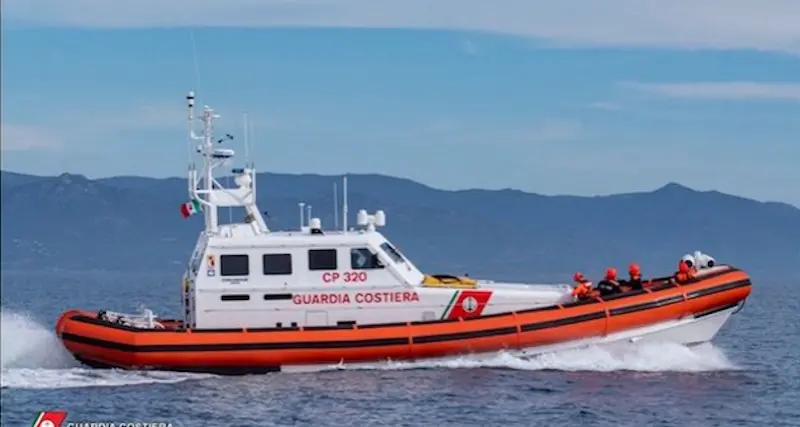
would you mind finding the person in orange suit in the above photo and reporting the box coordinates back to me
[596,267,622,296]
[620,263,643,290]
[687,263,698,279]
[571,272,593,299]
[674,260,691,283]
[681,254,699,278]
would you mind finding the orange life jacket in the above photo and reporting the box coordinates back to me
[674,260,692,283]
[572,280,592,298]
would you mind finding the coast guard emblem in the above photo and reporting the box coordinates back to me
[462,296,478,313]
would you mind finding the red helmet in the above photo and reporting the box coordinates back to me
[628,263,641,275]
[604,267,617,279]
[573,272,584,282]
[678,260,689,273]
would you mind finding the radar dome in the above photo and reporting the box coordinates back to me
[235,172,252,188]
[357,209,368,226]
[374,210,386,226]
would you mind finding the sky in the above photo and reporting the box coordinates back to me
[2,0,799,207]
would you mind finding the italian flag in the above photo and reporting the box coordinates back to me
[180,198,202,218]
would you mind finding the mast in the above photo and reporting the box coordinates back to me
[333,182,339,229]
[342,175,348,232]
[186,90,268,234]
[187,93,220,232]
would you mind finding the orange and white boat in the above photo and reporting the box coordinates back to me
[55,91,752,374]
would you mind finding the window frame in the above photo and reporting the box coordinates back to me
[262,253,293,276]
[350,247,384,270]
[308,249,338,271]
[220,254,250,277]
[380,242,406,264]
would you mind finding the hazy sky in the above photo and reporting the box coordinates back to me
[2,1,799,207]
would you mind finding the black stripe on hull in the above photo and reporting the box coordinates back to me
[693,302,740,319]
[60,279,751,354]
[73,354,280,375]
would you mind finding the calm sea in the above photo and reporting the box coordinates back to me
[1,271,798,427]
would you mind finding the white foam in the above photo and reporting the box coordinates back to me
[1,367,217,390]
[1,310,79,370]
[296,341,738,374]
[0,309,214,390]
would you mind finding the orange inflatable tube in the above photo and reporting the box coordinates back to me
[56,267,751,374]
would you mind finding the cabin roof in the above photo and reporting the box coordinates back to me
[207,223,391,249]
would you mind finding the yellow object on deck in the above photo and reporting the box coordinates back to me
[421,274,478,289]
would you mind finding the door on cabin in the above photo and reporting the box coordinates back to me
[305,311,328,327]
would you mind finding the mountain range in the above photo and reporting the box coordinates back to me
[2,170,799,282]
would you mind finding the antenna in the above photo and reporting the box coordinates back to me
[333,182,339,229]
[299,202,305,229]
[227,173,233,223]
[187,30,202,166]
[249,120,256,169]
[243,112,250,164]
[307,205,312,226]
[189,30,202,97]
[342,175,348,232]
[187,91,195,171]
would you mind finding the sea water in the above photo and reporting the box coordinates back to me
[1,271,798,427]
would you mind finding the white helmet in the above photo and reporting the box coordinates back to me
[681,253,696,268]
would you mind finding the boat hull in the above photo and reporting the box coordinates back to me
[282,301,741,372]
[55,268,751,375]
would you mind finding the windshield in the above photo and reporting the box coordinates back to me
[380,242,406,264]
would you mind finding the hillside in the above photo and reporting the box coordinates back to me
[1,170,799,282]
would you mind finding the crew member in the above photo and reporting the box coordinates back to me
[681,254,698,279]
[674,260,690,283]
[681,253,695,270]
[688,262,698,279]
[571,272,593,299]
[624,263,643,290]
[596,268,621,296]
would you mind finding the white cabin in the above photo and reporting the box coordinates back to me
[180,92,573,330]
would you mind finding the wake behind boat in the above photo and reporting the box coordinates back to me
[55,92,752,374]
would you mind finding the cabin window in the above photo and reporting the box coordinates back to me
[351,248,384,270]
[263,253,292,275]
[308,249,337,270]
[220,294,250,301]
[380,242,405,264]
[220,254,249,276]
